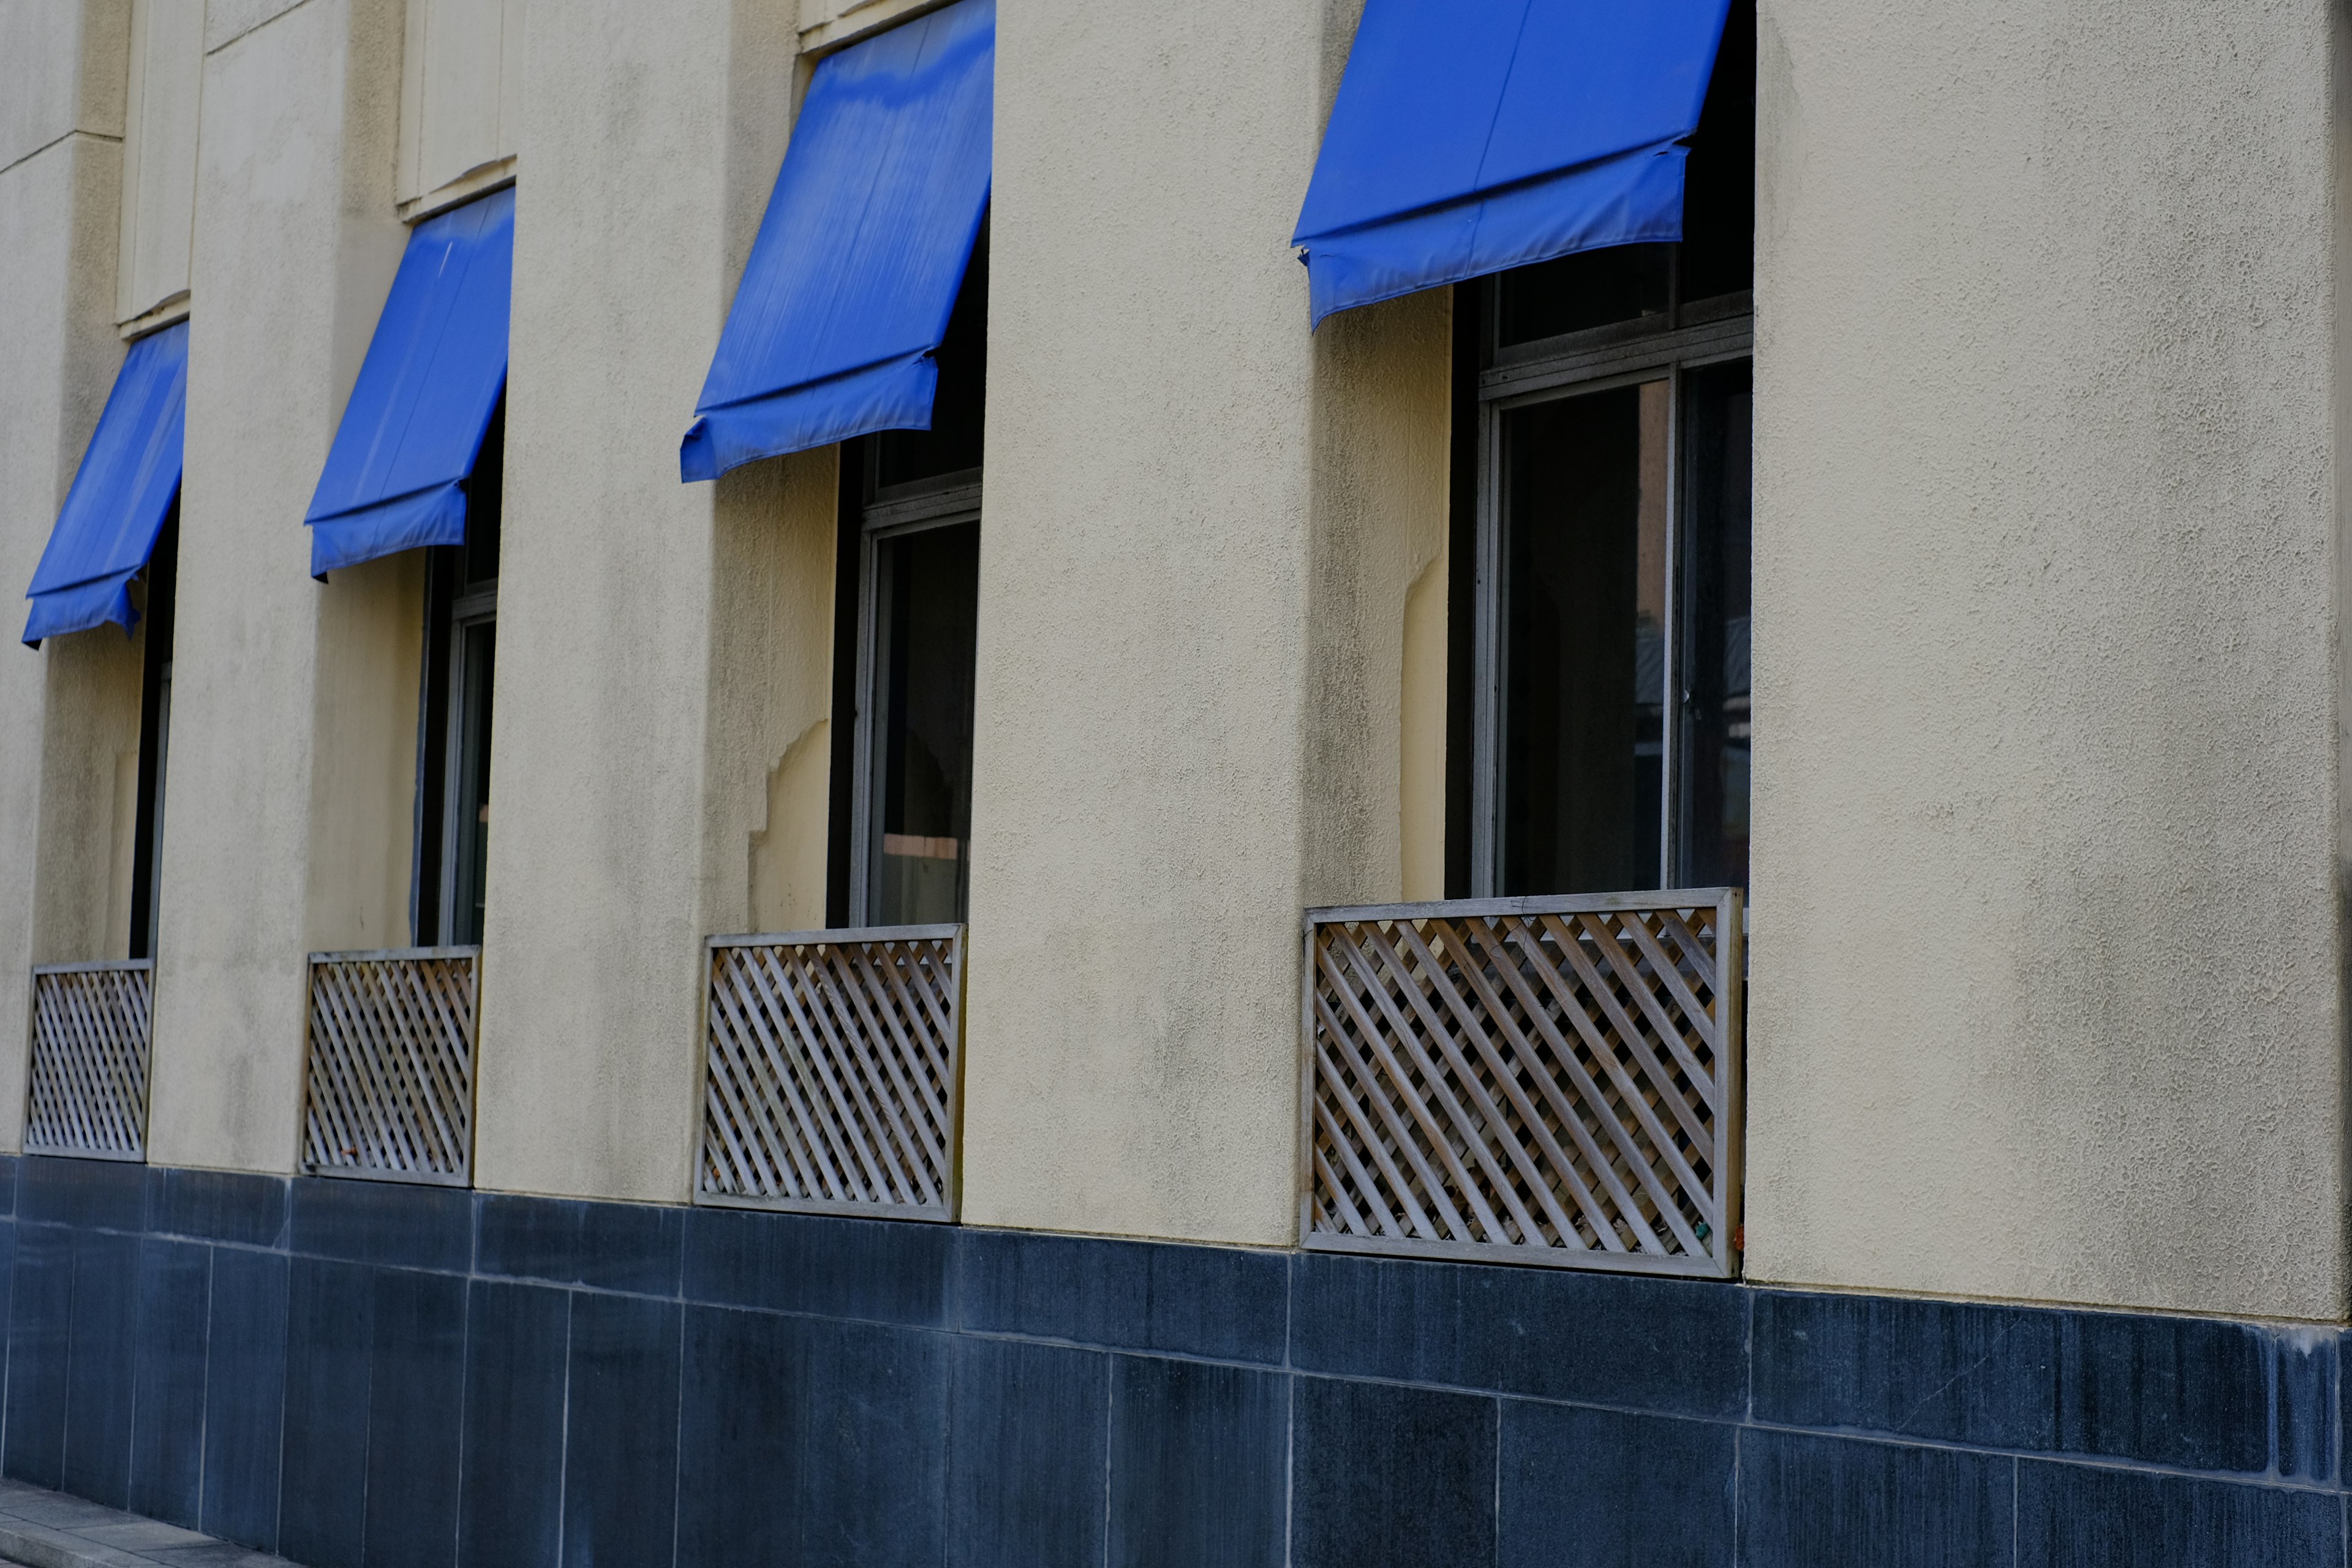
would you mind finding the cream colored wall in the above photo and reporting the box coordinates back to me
[1745,0,2347,1319]
[472,0,797,1202]
[32,630,145,967]
[1311,290,1452,908]
[0,2,130,1152]
[116,0,202,326]
[959,0,1445,1246]
[145,0,412,1174]
[710,448,839,938]
[396,0,525,208]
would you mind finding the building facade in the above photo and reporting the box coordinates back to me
[1,0,2348,1564]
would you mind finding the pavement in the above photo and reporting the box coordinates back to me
[0,1480,293,1568]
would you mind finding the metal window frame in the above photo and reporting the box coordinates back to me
[437,580,497,944]
[848,473,981,927]
[1469,290,1754,897]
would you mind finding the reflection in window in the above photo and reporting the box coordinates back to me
[415,395,502,946]
[1678,363,1752,888]
[1500,382,1670,894]
[869,522,979,925]
[843,225,987,929]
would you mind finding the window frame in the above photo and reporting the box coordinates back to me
[847,461,982,928]
[435,575,497,944]
[1468,284,1754,899]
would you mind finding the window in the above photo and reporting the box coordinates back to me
[127,507,178,960]
[413,396,504,946]
[1464,0,1753,897]
[839,236,987,928]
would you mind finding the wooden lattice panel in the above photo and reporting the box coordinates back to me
[303,948,477,1185]
[1301,892,1743,1278]
[699,925,965,1221]
[26,961,154,1161]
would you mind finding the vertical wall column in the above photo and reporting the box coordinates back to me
[472,0,795,1202]
[960,0,1446,1246]
[145,0,411,1174]
[0,1,130,1150]
[1747,0,2347,1319]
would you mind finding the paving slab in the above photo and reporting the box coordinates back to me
[0,1482,293,1568]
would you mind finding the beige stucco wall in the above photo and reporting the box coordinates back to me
[472,0,796,1202]
[958,0,1444,1246]
[1745,0,2347,1319]
[711,448,839,938]
[116,0,201,326]
[396,0,525,206]
[0,1,131,1152]
[145,0,412,1174]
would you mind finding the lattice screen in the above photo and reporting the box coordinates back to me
[26,961,154,1161]
[700,925,964,1220]
[303,948,478,1185]
[1302,892,1743,1277]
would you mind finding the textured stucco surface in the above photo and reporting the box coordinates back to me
[116,0,202,324]
[1746,0,2347,1318]
[0,0,126,174]
[146,0,409,1174]
[710,447,838,938]
[0,4,129,1153]
[471,0,794,1203]
[959,0,1439,1245]
[396,0,526,203]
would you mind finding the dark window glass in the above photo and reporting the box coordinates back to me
[447,619,496,944]
[1496,244,1672,347]
[1500,380,1670,895]
[874,222,988,494]
[461,392,505,590]
[1491,0,1754,342]
[1678,362,1752,888]
[869,521,979,925]
[128,505,178,960]
[1681,0,1757,305]
[415,395,503,946]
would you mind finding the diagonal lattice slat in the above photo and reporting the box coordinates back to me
[699,925,964,1221]
[1301,891,1744,1278]
[303,949,477,1184]
[26,962,154,1161]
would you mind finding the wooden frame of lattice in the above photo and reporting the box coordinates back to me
[25,960,155,1162]
[698,924,965,1222]
[1300,890,1744,1278]
[303,947,478,1186]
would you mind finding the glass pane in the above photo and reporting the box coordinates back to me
[1678,361,1752,889]
[1496,244,1672,347]
[871,521,980,925]
[449,620,496,945]
[462,395,505,592]
[1680,0,1755,304]
[1500,380,1670,895]
[875,232,988,492]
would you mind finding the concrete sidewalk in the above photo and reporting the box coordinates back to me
[0,1480,292,1568]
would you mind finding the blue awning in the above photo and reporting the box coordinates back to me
[306,187,513,577]
[680,0,993,482]
[1292,0,1733,326]
[21,320,188,647]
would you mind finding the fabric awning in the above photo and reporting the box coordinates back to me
[1292,0,1734,326]
[306,187,514,578]
[680,0,993,483]
[21,320,188,647]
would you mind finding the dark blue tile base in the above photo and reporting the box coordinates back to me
[0,1158,2341,1568]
